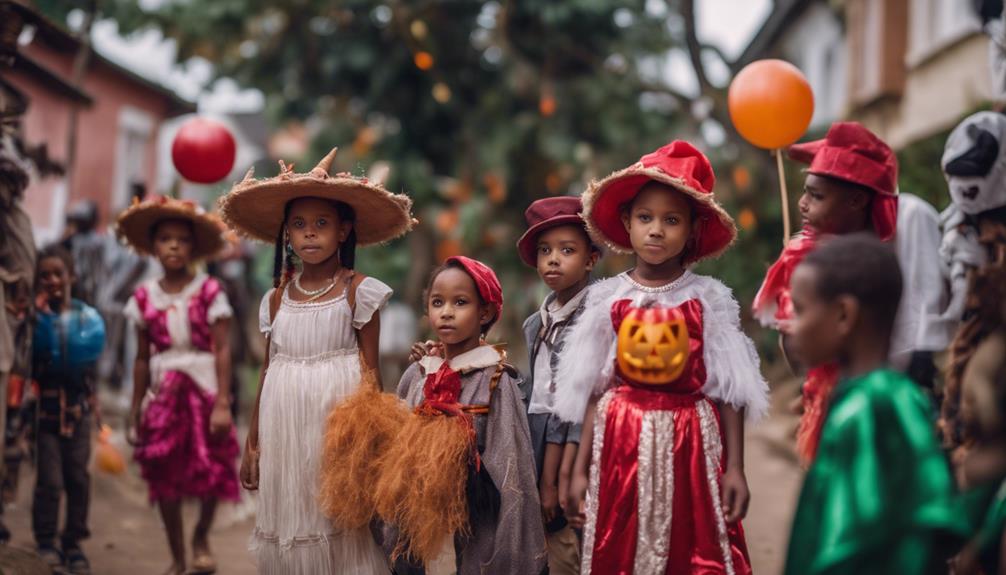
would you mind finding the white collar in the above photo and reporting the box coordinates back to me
[539,286,588,326]
[418,344,503,375]
[145,273,208,308]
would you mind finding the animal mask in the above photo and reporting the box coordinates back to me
[942,111,1006,215]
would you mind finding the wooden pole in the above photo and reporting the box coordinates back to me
[776,148,791,245]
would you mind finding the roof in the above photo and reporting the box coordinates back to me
[1,0,195,116]
[732,0,816,71]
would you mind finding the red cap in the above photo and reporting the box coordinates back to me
[516,196,591,267]
[583,141,737,264]
[445,256,503,330]
[789,122,899,241]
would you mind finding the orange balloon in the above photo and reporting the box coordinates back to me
[728,59,814,149]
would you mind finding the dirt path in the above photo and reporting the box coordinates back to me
[1,386,803,574]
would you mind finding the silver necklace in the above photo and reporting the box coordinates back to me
[294,273,336,300]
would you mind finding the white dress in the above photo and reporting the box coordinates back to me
[251,277,392,574]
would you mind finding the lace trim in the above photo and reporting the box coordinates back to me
[270,348,358,365]
[281,285,348,309]
[251,527,337,550]
[617,270,695,293]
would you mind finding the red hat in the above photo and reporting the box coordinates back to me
[516,196,593,267]
[582,141,737,264]
[788,122,899,241]
[445,256,503,330]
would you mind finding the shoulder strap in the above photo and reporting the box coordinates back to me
[344,271,366,316]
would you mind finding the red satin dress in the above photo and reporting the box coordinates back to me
[582,299,752,575]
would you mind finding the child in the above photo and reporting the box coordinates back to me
[952,264,1006,575]
[118,197,239,575]
[517,196,599,574]
[220,149,414,573]
[752,121,947,463]
[783,233,968,575]
[377,256,547,574]
[31,245,105,573]
[556,141,769,574]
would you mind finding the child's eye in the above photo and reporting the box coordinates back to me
[455,298,467,306]
[561,247,575,255]
[431,298,443,307]
[292,220,305,228]
[317,218,327,226]
[637,214,652,222]
[666,217,679,225]
[539,246,550,255]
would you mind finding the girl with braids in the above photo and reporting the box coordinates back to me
[117,197,237,575]
[218,149,414,574]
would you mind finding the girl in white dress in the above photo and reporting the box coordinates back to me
[219,149,414,574]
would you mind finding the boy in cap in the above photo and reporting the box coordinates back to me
[517,196,600,575]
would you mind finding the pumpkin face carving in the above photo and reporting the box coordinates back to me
[616,306,690,385]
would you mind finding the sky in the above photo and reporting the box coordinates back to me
[75,0,771,115]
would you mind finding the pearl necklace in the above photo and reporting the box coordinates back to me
[294,273,336,301]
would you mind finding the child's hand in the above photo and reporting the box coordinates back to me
[721,468,750,523]
[240,443,260,491]
[540,482,559,523]
[408,340,442,363]
[210,403,233,438]
[566,472,589,529]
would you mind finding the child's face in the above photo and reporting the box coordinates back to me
[621,184,693,266]
[286,197,350,266]
[153,219,194,271]
[535,225,596,293]
[427,267,491,346]
[798,174,871,235]
[787,264,847,367]
[37,256,72,307]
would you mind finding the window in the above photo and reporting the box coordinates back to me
[848,0,909,105]
[909,0,982,64]
[112,106,153,211]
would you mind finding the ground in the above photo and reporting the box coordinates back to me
[0,382,803,575]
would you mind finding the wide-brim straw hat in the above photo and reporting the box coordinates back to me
[583,140,736,265]
[218,148,416,245]
[115,196,226,260]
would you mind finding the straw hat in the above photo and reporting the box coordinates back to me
[583,141,737,265]
[115,196,226,260]
[218,148,416,245]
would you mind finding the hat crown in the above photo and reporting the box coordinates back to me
[825,122,893,164]
[639,140,716,195]
[524,196,582,227]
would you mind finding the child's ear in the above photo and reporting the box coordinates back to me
[479,305,493,327]
[340,220,353,242]
[849,190,871,211]
[621,210,631,232]
[834,295,860,338]
[586,249,600,271]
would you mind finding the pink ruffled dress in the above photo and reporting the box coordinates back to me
[124,273,240,503]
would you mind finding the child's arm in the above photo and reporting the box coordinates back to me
[357,315,383,390]
[539,442,563,522]
[126,326,150,446]
[557,441,577,513]
[240,336,270,491]
[719,403,749,523]
[209,317,233,437]
[566,396,597,529]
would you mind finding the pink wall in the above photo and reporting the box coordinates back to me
[8,40,178,237]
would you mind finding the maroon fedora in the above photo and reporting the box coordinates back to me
[516,196,590,267]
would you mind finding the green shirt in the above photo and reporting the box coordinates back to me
[784,369,970,575]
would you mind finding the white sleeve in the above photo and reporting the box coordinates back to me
[700,278,770,422]
[352,277,393,329]
[258,289,275,335]
[123,295,144,328]
[552,279,620,424]
[897,195,951,352]
[207,289,234,325]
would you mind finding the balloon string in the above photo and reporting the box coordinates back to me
[775,149,791,245]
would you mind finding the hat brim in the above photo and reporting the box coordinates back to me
[115,203,225,260]
[218,175,415,246]
[516,214,588,268]
[582,165,737,264]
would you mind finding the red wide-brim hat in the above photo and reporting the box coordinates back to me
[788,122,899,241]
[582,141,737,265]
[516,196,590,267]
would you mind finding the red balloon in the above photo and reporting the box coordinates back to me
[728,59,814,150]
[171,118,236,184]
